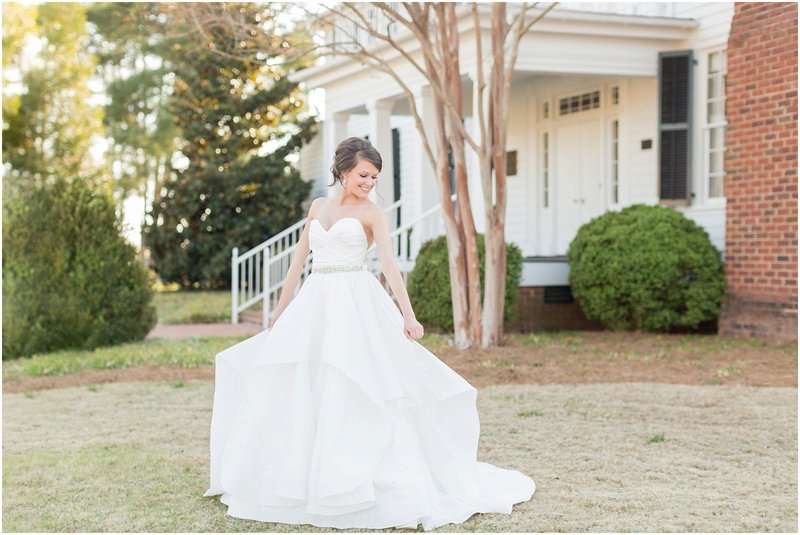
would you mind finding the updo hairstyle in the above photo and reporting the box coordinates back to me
[328,136,383,188]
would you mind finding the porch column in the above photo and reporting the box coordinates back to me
[412,85,438,254]
[324,110,350,197]
[469,72,488,234]
[366,98,395,216]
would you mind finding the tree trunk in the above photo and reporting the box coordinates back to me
[432,88,471,349]
[482,3,510,347]
[441,3,482,347]
[280,2,553,347]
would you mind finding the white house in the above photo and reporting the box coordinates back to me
[232,2,734,328]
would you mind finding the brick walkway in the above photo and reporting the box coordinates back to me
[146,321,263,341]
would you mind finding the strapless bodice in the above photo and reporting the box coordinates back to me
[309,217,369,266]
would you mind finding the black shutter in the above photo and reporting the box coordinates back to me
[392,128,401,226]
[658,50,692,202]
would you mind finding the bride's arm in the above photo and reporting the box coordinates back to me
[274,198,321,312]
[371,207,416,320]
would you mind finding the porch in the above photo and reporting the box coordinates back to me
[231,4,707,327]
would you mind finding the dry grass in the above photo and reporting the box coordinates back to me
[3,380,796,532]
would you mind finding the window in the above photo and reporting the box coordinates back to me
[544,286,574,304]
[559,90,600,116]
[542,131,550,208]
[706,49,727,198]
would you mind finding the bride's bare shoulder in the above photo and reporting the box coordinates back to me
[364,202,387,227]
[308,197,328,218]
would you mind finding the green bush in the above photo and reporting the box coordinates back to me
[566,203,725,332]
[407,233,523,332]
[2,178,157,359]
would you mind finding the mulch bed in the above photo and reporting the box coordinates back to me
[3,331,796,394]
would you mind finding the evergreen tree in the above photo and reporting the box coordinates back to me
[2,2,109,199]
[142,2,318,288]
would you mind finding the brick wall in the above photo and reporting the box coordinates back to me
[507,286,604,332]
[719,2,798,340]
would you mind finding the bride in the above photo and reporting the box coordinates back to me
[203,136,536,530]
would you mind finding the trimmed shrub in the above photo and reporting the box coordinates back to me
[407,233,523,332]
[3,177,157,359]
[566,203,725,331]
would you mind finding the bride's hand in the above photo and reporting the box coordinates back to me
[403,316,424,341]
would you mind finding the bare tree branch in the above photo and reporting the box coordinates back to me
[472,3,490,164]
[503,2,559,107]
[521,2,559,35]
[163,2,305,69]
[506,2,543,38]
[311,12,439,173]
[308,2,480,154]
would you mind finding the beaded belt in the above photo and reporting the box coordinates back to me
[312,263,366,274]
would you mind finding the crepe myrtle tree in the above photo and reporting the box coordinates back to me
[181,2,558,349]
[308,3,558,348]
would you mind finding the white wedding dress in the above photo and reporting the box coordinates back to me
[203,216,536,530]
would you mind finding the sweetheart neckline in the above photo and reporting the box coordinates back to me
[311,217,370,247]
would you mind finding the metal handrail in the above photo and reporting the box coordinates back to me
[362,194,455,298]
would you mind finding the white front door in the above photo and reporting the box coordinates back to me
[554,119,606,254]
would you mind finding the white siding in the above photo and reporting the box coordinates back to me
[396,115,416,224]
[297,130,327,201]
[347,113,370,140]
[505,86,532,252]
[673,2,734,49]
[625,76,659,204]
[557,2,677,17]
[680,207,726,256]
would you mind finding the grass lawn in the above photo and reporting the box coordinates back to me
[2,380,796,532]
[3,330,795,392]
[2,329,796,531]
[2,336,244,381]
[152,290,252,324]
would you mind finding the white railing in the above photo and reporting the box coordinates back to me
[365,194,455,297]
[230,193,456,327]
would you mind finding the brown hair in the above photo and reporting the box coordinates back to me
[328,136,383,189]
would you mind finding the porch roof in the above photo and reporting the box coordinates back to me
[292,3,699,89]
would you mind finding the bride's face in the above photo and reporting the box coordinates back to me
[343,158,379,198]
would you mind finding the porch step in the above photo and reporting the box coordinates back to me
[239,309,262,324]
